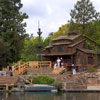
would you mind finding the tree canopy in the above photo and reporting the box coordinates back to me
[0,39,10,68]
[69,0,100,34]
[51,24,69,39]
[20,35,48,62]
[0,0,100,68]
[0,0,28,67]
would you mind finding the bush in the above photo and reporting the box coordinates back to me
[28,75,62,90]
[87,66,97,73]
[52,81,62,90]
[30,75,55,85]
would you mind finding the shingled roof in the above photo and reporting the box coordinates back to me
[69,39,85,47]
[77,48,100,54]
[53,34,81,41]
[53,42,71,46]
[44,52,76,56]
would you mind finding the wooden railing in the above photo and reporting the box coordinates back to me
[2,61,52,75]
[29,61,52,69]
[12,62,29,75]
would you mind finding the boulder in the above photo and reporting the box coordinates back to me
[52,68,66,75]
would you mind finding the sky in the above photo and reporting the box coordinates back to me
[21,0,100,38]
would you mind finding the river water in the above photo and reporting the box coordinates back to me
[0,92,100,100]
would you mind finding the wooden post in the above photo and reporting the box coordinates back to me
[40,61,41,69]
[49,61,51,68]
[22,65,24,74]
[6,84,8,91]
[6,92,8,99]
[71,55,74,64]
[19,66,20,74]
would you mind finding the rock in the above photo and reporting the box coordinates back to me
[51,68,66,75]
[97,69,100,72]
[96,72,100,76]
[86,77,98,85]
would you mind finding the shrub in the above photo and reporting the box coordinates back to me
[28,75,62,90]
[87,66,97,73]
[31,75,55,85]
[52,81,62,90]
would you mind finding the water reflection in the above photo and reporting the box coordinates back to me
[0,92,100,100]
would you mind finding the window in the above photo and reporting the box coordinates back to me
[48,49,51,53]
[58,46,64,52]
[88,56,93,64]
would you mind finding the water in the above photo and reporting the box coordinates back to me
[0,92,100,100]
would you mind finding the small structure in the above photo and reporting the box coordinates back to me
[43,33,100,69]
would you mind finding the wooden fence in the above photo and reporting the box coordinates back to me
[29,61,52,69]
[13,62,29,75]
[2,61,52,75]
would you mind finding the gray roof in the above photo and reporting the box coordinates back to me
[45,45,53,49]
[69,39,85,47]
[53,34,81,41]
[43,52,76,56]
[53,42,71,46]
[77,48,100,54]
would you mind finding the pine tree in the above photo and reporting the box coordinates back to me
[69,0,100,34]
[0,39,10,68]
[0,0,28,64]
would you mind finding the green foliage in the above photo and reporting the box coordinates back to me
[68,22,83,34]
[21,36,45,62]
[0,39,10,68]
[87,66,97,73]
[83,20,100,52]
[43,37,52,47]
[52,81,62,90]
[86,20,100,43]
[29,75,55,85]
[51,24,69,39]
[28,75,62,90]
[0,0,28,66]
[69,0,100,34]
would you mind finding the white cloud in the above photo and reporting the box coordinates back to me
[21,0,100,38]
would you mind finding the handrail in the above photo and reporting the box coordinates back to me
[29,61,52,69]
[13,62,29,75]
[2,61,52,75]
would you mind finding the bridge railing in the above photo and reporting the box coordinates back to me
[2,61,52,75]
[29,61,52,69]
[13,62,29,75]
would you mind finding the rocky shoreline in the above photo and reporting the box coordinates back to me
[1,67,100,92]
[17,68,100,92]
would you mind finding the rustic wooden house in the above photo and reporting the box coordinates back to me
[43,33,100,68]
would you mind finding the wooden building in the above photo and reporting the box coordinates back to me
[43,33,100,68]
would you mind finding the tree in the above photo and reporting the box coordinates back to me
[86,20,100,42]
[51,24,69,39]
[0,0,28,64]
[21,36,44,62]
[0,39,10,68]
[43,37,51,47]
[48,32,54,37]
[69,0,100,34]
